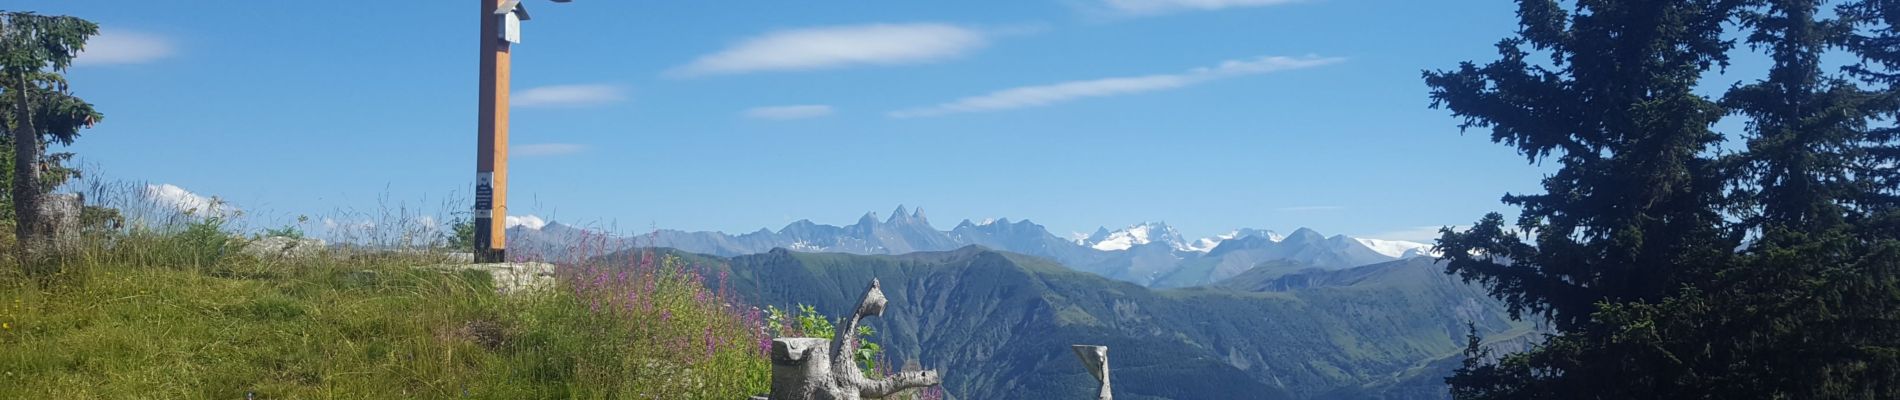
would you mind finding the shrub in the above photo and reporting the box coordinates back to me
[765,303,884,376]
[538,248,771,398]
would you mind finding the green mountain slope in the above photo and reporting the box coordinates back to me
[616,247,1527,399]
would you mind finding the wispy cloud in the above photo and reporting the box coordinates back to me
[1365,225,1462,243]
[1277,205,1346,212]
[75,30,175,66]
[516,143,587,157]
[144,183,236,217]
[506,215,548,230]
[889,55,1343,118]
[514,84,625,108]
[674,23,988,76]
[744,105,836,120]
[1100,0,1305,16]
[322,218,374,231]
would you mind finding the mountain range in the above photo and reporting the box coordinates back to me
[607,246,1538,399]
[510,206,1436,287]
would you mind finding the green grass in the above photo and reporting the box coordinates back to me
[0,226,770,399]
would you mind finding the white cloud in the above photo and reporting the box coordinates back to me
[144,183,235,217]
[889,55,1343,117]
[1364,225,1463,243]
[744,105,835,120]
[506,215,548,230]
[674,23,988,76]
[75,30,175,66]
[514,84,625,108]
[1102,0,1304,15]
[516,143,587,157]
[1277,205,1345,212]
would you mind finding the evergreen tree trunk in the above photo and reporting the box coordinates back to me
[9,73,44,272]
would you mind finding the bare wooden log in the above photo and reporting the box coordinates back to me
[853,370,942,399]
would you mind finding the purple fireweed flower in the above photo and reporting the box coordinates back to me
[704,326,717,357]
[660,310,672,322]
[589,299,600,313]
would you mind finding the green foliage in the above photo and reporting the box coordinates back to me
[0,11,104,184]
[765,303,884,376]
[170,217,233,268]
[263,226,303,240]
[259,216,307,240]
[1428,0,1900,398]
[0,11,97,75]
[447,215,475,252]
[74,204,119,235]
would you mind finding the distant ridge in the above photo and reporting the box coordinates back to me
[510,205,1435,287]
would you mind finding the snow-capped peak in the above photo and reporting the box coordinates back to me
[1355,238,1437,258]
[1083,222,1190,252]
[1184,228,1283,253]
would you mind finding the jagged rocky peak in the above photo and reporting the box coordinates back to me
[888,205,910,223]
[886,205,931,226]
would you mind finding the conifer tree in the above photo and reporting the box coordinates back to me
[1430,0,1900,397]
[0,11,101,270]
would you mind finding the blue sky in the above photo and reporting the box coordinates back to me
[17,0,1582,242]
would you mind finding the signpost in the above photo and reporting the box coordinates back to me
[474,0,513,262]
[475,0,566,262]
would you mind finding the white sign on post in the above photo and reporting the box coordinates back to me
[475,172,494,211]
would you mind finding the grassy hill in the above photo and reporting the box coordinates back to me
[629,246,1531,399]
[0,227,770,399]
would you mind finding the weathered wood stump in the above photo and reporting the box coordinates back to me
[1073,345,1111,400]
[764,279,942,400]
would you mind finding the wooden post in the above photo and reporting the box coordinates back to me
[475,0,511,263]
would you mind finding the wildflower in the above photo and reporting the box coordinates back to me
[660,310,672,322]
[2,322,9,330]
